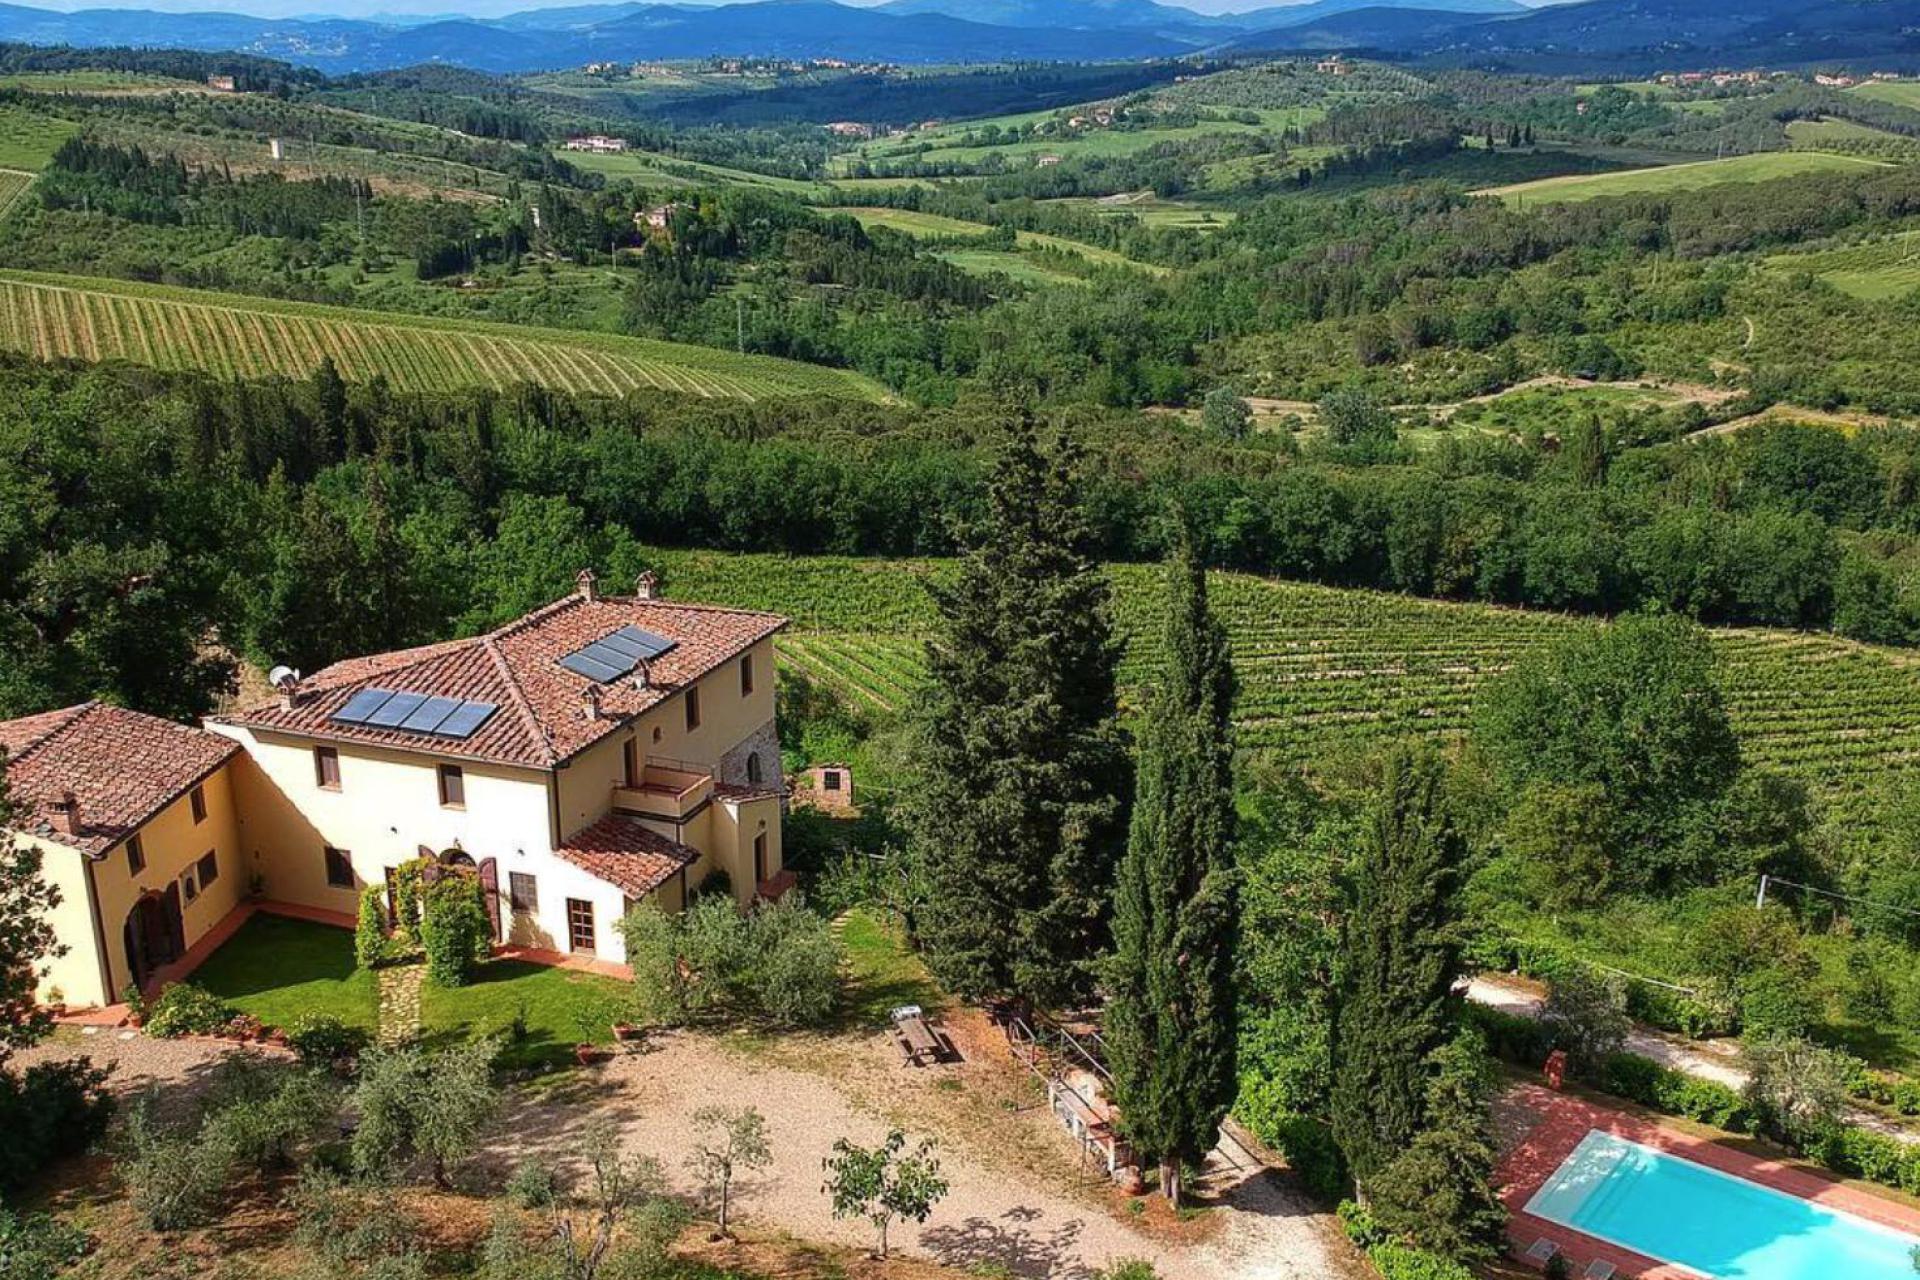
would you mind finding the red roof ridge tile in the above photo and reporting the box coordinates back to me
[0,701,98,766]
[481,634,557,765]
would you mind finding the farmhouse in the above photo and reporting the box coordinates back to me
[563,134,629,153]
[205,74,237,92]
[826,121,874,139]
[5,572,791,1010]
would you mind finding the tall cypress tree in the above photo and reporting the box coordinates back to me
[903,423,1128,1010]
[1106,535,1240,1208]
[1328,745,1468,1195]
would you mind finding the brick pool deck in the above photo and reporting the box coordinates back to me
[1497,1082,1920,1277]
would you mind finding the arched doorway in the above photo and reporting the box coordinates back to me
[122,887,185,990]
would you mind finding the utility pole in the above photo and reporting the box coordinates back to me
[736,295,745,354]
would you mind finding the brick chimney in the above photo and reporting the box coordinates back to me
[582,686,602,721]
[48,790,80,837]
[576,568,599,602]
[635,570,659,600]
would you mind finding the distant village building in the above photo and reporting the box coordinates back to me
[268,138,285,161]
[205,75,237,93]
[1815,72,1858,87]
[564,135,630,154]
[1036,154,1063,167]
[826,121,874,139]
[636,202,685,233]
[1315,55,1351,76]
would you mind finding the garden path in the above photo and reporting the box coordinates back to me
[378,963,425,1044]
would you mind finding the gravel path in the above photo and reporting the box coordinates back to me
[14,1027,250,1121]
[499,1032,1364,1280]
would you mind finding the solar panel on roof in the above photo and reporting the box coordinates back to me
[398,695,465,735]
[559,651,626,682]
[365,691,429,728]
[434,701,498,740]
[558,625,678,684]
[332,687,396,726]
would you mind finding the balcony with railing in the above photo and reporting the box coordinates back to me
[611,761,713,823]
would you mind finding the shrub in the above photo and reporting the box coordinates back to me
[1337,1200,1477,1280]
[198,1057,340,1171]
[0,1058,113,1196]
[1098,1261,1161,1280]
[119,1096,235,1230]
[504,1158,559,1209]
[419,871,490,988]
[351,1039,500,1188]
[288,1013,369,1069]
[1541,969,1630,1074]
[618,893,840,1029]
[143,983,234,1038]
[290,1166,425,1276]
[1240,1105,1347,1202]
[356,886,392,968]
[1744,1036,1850,1147]
[1739,967,1820,1042]
[747,895,840,1029]
[0,1209,88,1280]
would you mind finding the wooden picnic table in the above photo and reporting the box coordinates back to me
[892,1005,943,1065]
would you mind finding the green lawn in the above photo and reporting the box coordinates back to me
[0,104,79,172]
[421,960,634,1071]
[937,248,1087,288]
[1479,151,1891,205]
[188,911,634,1070]
[837,906,943,1030]
[192,913,378,1032]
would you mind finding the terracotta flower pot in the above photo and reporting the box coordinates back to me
[576,1043,606,1067]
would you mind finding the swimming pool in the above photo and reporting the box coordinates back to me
[1524,1129,1919,1279]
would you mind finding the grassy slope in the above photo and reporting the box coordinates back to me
[636,546,1920,840]
[840,206,1166,275]
[0,103,80,171]
[562,146,826,197]
[0,268,889,402]
[1479,151,1891,204]
[1765,232,1920,301]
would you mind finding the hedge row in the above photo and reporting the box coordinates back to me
[1337,1201,1478,1280]
[1466,1005,1920,1199]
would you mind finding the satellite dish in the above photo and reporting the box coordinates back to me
[268,665,300,689]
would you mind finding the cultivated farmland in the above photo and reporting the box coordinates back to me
[1478,151,1890,205]
[841,206,1166,275]
[0,169,32,219]
[638,547,1920,839]
[0,270,888,402]
[1765,233,1920,301]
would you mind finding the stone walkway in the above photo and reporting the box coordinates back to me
[377,963,424,1044]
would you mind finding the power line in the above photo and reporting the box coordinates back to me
[1756,873,1920,921]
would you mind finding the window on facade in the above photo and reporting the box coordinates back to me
[509,872,538,915]
[324,846,354,889]
[126,834,146,876]
[746,753,762,786]
[685,685,701,731]
[438,764,465,809]
[566,898,596,954]
[315,746,340,790]
[824,770,842,792]
[181,868,198,902]
[740,654,754,696]
[623,739,640,788]
[190,785,207,824]
[753,831,768,884]
[197,850,219,889]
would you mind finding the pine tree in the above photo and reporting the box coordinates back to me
[1328,745,1468,1194]
[1106,534,1240,1208]
[1370,1031,1508,1261]
[903,422,1129,1010]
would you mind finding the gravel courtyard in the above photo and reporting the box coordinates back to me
[500,1022,1367,1280]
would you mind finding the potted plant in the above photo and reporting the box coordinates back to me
[43,986,66,1018]
[574,1003,613,1066]
[121,983,148,1029]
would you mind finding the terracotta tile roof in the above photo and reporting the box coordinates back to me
[0,702,240,857]
[712,782,783,803]
[215,588,786,770]
[554,814,698,898]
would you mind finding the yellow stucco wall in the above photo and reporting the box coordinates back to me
[31,763,244,1008]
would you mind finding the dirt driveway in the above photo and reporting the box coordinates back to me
[501,1019,1365,1280]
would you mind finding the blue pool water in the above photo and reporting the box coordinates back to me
[1525,1130,1918,1279]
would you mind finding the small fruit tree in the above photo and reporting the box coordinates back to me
[821,1128,948,1259]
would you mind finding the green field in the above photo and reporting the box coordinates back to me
[0,169,32,219]
[1049,192,1235,230]
[836,107,1308,176]
[630,547,1920,839]
[0,70,205,95]
[0,103,79,171]
[0,270,887,402]
[1852,81,1920,111]
[1786,117,1904,147]
[1480,151,1891,205]
[1765,233,1920,300]
[562,146,825,196]
[935,248,1087,287]
[840,206,1165,274]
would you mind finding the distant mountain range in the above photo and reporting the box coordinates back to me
[0,0,1914,75]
